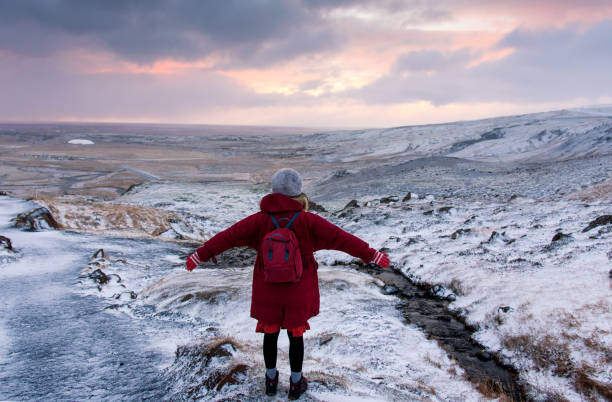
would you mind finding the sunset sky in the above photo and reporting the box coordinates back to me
[1,0,612,128]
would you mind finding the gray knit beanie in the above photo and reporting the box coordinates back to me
[271,168,302,197]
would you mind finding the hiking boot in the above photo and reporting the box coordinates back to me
[265,370,278,396]
[288,375,307,400]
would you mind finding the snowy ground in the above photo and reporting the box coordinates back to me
[1,106,611,400]
[0,196,485,401]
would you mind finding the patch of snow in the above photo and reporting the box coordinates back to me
[68,139,94,145]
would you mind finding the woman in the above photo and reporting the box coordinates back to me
[185,168,390,400]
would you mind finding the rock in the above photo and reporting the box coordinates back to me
[451,228,471,239]
[0,235,13,250]
[402,192,411,202]
[88,269,110,285]
[486,231,515,245]
[429,284,445,298]
[155,228,186,240]
[14,207,59,231]
[609,269,612,279]
[438,206,453,214]
[507,194,519,202]
[382,285,400,295]
[423,210,434,216]
[337,200,359,218]
[498,306,513,313]
[476,351,493,361]
[551,232,572,243]
[582,215,612,232]
[0,191,9,196]
[91,248,107,260]
[308,200,327,213]
[380,196,399,204]
[343,200,359,209]
[464,215,476,224]
[113,291,137,301]
[446,294,457,302]
[319,336,333,346]
[406,237,420,245]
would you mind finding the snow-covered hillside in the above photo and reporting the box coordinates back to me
[1,106,611,401]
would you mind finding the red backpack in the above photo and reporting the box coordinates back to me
[261,212,303,283]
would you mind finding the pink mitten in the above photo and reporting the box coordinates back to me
[372,250,390,268]
[186,252,201,271]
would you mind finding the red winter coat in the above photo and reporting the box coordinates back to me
[196,193,377,328]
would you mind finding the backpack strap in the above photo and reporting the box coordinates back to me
[285,211,301,230]
[269,211,301,230]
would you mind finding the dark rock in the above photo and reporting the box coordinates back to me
[446,294,457,302]
[582,215,612,232]
[551,232,572,243]
[0,235,13,250]
[507,194,519,202]
[380,196,399,204]
[0,191,9,196]
[308,200,327,213]
[343,200,359,209]
[464,215,476,224]
[402,192,412,202]
[319,336,333,346]
[88,269,110,285]
[476,351,493,361]
[423,210,434,216]
[437,315,451,322]
[498,306,513,313]
[14,207,59,231]
[92,248,107,259]
[609,269,612,279]
[429,284,445,297]
[438,206,453,214]
[451,228,471,239]
[406,237,420,245]
[382,285,400,295]
[153,228,185,240]
[486,231,515,245]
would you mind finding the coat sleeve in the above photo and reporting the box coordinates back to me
[196,212,262,261]
[308,213,376,263]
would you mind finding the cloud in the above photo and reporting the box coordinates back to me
[358,19,612,105]
[0,52,281,121]
[0,0,342,66]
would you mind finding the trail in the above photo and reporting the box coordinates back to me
[0,199,172,400]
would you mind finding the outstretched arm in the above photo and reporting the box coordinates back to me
[185,212,262,271]
[309,213,389,267]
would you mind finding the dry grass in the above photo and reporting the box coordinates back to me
[503,331,612,400]
[474,378,518,401]
[504,334,574,377]
[574,366,612,401]
[37,197,203,240]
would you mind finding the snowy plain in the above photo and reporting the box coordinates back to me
[1,106,611,400]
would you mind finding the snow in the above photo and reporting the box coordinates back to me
[1,107,611,400]
[328,195,612,400]
[68,139,94,145]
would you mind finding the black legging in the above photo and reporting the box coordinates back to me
[263,331,304,373]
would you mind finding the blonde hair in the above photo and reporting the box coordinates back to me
[291,193,309,211]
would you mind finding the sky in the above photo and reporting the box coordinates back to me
[1,0,612,128]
